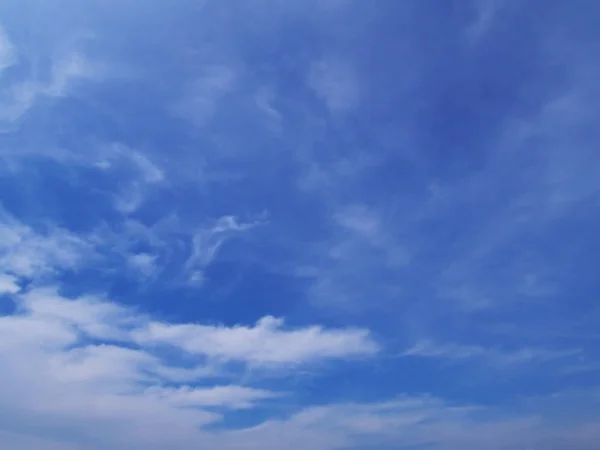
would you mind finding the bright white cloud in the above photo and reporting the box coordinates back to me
[11,285,378,368]
[0,275,381,449]
[20,287,137,341]
[3,299,593,450]
[133,315,379,365]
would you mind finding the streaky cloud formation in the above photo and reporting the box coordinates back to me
[134,315,378,365]
[0,0,600,449]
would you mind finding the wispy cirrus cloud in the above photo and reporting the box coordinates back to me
[403,339,581,367]
[0,212,94,279]
[224,393,600,450]
[295,204,409,310]
[0,209,260,291]
[185,215,263,285]
[0,51,99,124]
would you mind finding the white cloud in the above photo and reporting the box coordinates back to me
[1,51,100,123]
[0,177,168,283]
[0,276,383,449]
[133,315,379,366]
[46,53,96,97]
[96,144,165,184]
[127,150,165,183]
[0,273,20,294]
[20,287,138,341]
[146,385,278,410]
[49,344,157,386]
[95,144,166,214]
[0,3,597,449]
[0,213,93,278]
[185,215,263,285]
[1,142,165,217]
[3,270,379,370]
[84,213,258,285]
[127,252,158,278]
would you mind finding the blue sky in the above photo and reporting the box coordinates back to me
[1,1,600,449]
